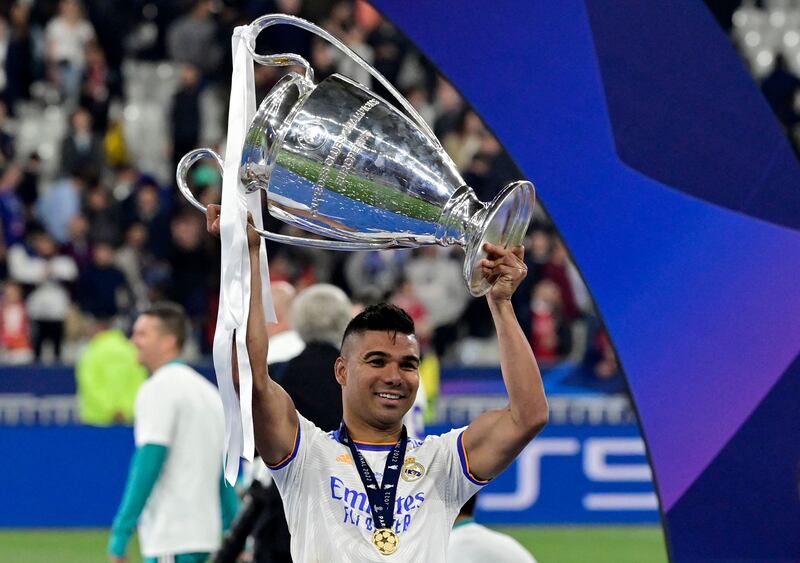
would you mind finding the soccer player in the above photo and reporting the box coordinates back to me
[208,205,547,561]
[448,493,538,562]
[108,302,238,563]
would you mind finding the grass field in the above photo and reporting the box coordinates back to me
[0,526,668,563]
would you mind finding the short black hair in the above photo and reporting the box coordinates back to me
[341,302,415,348]
[141,301,188,349]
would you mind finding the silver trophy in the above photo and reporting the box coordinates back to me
[177,14,535,296]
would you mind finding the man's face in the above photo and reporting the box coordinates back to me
[337,330,420,430]
[131,314,168,372]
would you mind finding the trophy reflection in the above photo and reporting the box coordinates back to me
[177,14,535,296]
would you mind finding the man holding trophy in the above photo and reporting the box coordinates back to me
[207,204,546,561]
[181,13,548,561]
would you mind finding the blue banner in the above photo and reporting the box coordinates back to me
[429,422,659,525]
[1,418,656,527]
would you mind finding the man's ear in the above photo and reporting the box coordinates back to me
[334,356,347,386]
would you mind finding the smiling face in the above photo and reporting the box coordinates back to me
[336,330,420,431]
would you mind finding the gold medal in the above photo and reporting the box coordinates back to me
[372,528,399,555]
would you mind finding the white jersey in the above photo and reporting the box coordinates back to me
[134,362,225,557]
[269,413,487,562]
[448,521,538,563]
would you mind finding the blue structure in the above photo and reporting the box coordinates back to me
[371,1,800,560]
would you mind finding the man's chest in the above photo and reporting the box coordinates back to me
[308,445,442,537]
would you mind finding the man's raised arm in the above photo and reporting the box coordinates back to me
[461,243,548,481]
[207,204,298,466]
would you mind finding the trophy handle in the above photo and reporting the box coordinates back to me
[176,148,403,251]
[246,13,441,148]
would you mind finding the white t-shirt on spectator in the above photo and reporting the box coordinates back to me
[267,329,305,364]
[269,413,487,562]
[134,362,225,557]
[45,17,95,68]
[448,521,538,563]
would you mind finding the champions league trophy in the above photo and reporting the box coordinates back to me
[177,14,535,296]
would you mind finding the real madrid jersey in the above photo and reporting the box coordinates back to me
[269,413,487,562]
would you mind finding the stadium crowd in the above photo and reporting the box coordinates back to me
[0,0,618,382]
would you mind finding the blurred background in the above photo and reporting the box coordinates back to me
[0,0,796,561]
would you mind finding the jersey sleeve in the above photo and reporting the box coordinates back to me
[133,379,179,447]
[434,427,490,508]
[266,413,320,522]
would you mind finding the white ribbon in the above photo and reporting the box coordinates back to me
[214,25,276,485]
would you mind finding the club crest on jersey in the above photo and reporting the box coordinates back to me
[401,456,425,482]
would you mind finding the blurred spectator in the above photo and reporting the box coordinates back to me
[166,0,222,79]
[5,2,36,112]
[45,0,96,105]
[123,179,172,259]
[15,153,42,216]
[8,229,78,362]
[83,183,122,246]
[167,212,213,330]
[404,247,469,358]
[79,41,111,133]
[542,238,579,322]
[266,281,304,365]
[529,279,571,364]
[278,283,351,431]
[35,173,84,245]
[115,222,152,310]
[0,165,28,249]
[404,83,436,128]
[0,101,15,167]
[75,316,146,425]
[368,20,407,93]
[584,327,620,380]
[0,280,33,364]
[433,77,464,138]
[60,107,105,181]
[63,213,91,271]
[442,109,484,171]
[77,241,131,319]
[170,64,202,174]
[390,277,432,350]
[344,249,406,302]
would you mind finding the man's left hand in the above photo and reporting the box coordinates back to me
[480,243,527,302]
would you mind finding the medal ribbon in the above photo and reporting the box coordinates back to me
[338,423,407,531]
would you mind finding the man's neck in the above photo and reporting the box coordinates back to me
[343,414,403,444]
[148,354,181,374]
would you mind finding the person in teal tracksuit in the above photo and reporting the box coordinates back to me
[108,302,238,563]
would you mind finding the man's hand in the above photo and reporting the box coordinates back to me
[205,203,260,249]
[109,555,127,563]
[480,243,527,302]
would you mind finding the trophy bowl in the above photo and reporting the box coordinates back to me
[177,14,535,297]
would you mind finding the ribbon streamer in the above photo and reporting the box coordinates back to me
[214,25,276,484]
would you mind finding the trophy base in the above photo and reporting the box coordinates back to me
[464,181,536,297]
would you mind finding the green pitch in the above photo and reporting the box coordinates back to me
[0,526,667,562]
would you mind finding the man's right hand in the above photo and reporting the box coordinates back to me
[205,203,260,249]
[206,203,221,238]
